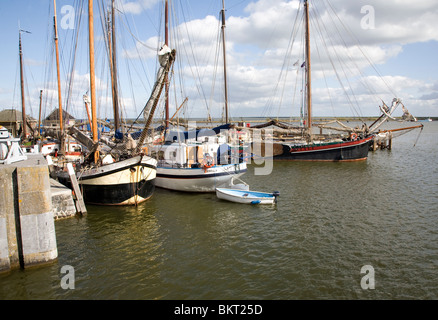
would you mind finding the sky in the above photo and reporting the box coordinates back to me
[1,0,438,124]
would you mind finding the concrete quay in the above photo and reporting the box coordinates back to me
[50,178,77,220]
[0,154,79,272]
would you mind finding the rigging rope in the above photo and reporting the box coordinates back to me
[325,0,398,99]
[310,2,363,121]
[262,1,304,119]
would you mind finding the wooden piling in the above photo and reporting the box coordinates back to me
[67,163,87,216]
[372,138,377,151]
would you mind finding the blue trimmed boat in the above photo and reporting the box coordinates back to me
[216,188,280,205]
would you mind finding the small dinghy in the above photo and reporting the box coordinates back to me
[216,188,280,204]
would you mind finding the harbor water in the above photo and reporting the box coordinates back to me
[1,122,437,300]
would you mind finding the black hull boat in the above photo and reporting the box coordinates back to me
[52,7,175,207]
[273,135,373,161]
[247,1,421,161]
[58,155,156,205]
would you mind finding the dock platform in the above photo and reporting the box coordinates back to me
[50,178,78,219]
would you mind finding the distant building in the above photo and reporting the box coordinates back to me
[0,109,36,137]
[44,108,76,128]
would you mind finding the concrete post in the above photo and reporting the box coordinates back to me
[0,167,19,271]
[0,155,58,272]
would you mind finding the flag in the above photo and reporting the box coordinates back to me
[301,61,306,68]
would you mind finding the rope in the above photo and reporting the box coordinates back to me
[413,126,423,147]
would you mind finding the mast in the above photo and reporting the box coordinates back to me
[304,0,312,138]
[38,90,43,138]
[53,0,64,134]
[221,0,229,123]
[18,30,27,139]
[88,0,98,156]
[110,0,120,132]
[164,0,170,129]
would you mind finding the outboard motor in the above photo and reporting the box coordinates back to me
[272,191,280,203]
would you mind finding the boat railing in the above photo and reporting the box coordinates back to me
[157,160,202,169]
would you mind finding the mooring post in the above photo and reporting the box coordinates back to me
[67,163,87,216]
[388,132,392,150]
[372,138,377,151]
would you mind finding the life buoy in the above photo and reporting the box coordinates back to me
[351,133,358,141]
[202,155,214,172]
[153,136,164,145]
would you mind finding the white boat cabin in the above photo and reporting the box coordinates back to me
[149,141,219,168]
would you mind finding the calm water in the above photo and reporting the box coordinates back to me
[1,122,437,300]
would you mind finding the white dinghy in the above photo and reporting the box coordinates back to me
[216,188,280,205]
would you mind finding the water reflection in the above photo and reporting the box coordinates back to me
[0,123,437,299]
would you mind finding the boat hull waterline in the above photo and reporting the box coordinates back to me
[273,136,374,161]
[216,188,279,204]
[155,163,247,192]
[58,155,157,205]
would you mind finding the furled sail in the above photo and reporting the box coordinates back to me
[401,103,417,122]
[143,45,174,124]
[135,45,176,153]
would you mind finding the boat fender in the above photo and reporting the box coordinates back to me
[251,200,261,204]
[350,133,358,141]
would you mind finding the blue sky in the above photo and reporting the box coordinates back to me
[1,0,438,123]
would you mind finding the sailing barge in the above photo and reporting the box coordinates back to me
[249,0,421,161]
[55,0,175,205]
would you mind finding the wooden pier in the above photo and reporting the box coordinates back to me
[370,124,423,151]
[371,132,393,151]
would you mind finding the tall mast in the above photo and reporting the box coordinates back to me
[107,13,113,130]
[164,0,170,129]
[304,0,312,138]
[110,0,120,132]
[221,0,229,123]
[53,0,64,134]
[18,31,27,139]
[88,0,98,150]
[38,89,43,138]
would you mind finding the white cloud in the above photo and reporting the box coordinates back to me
[419,81,438,101]
[119,0,159,15]
[325,0,438,45]
[4,0,437,122]
[224,0,438,117]
[122,36,160,60]
[53,0,438,119]
[229,0,300,48]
